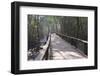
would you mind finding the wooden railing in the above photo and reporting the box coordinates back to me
[56,33,88,55]
[34,34,51,60]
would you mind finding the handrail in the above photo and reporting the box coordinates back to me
[56,33,88,44]
[56,33,88,55]
[35,34,51,60]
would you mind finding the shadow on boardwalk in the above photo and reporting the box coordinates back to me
[50,33,87,60]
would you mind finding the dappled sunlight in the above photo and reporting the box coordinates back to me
[28,15,88,60]
[50,33,87,60]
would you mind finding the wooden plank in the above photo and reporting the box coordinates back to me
[51,33,87,60]
[57,33,88,44]
[35,34,51,60]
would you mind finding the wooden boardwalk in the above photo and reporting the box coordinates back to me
[50,33,87,60]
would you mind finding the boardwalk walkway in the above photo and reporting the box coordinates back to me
[50,33,87,60]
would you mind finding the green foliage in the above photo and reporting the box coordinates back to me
[28,15,88,50]
[60,16,88,40]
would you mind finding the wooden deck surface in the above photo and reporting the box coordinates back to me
[50,33,87,60]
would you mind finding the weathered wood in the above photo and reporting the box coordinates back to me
[56,33,88,55]
[29,33,87,60]
[35,34,51,60]
[56,33,88,44]
[51,33,87,60]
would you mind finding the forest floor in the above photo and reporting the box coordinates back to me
[50,33,87,60]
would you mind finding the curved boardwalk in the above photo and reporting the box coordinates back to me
[50,33,87,60]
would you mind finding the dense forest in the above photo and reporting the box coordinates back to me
[28,15,88,60]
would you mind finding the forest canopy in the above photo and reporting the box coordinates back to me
[28,15,88,50]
